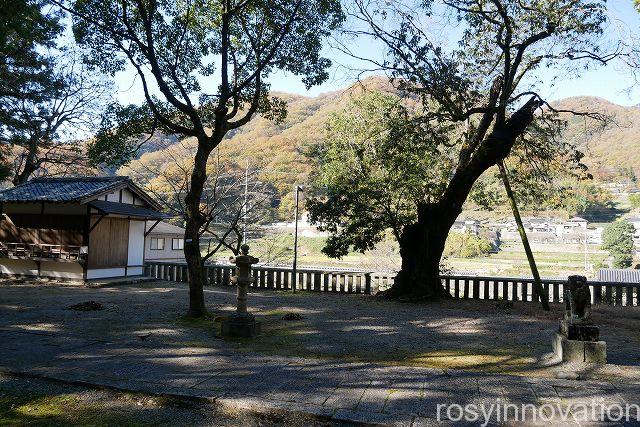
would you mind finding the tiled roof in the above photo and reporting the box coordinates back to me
[88,200,167,220]
[0,177,128,203]
[597,268,640,284]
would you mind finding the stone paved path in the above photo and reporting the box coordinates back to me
[2,327,639,426]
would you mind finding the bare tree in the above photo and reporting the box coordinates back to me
[3,52,110,185]
[124,141,277,263]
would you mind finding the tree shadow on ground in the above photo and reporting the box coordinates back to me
[2,280,639,425]
[0,280,638,383]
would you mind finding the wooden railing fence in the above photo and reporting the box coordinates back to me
[144,262,639,307]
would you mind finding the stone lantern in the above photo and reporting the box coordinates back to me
[221,244,261,338]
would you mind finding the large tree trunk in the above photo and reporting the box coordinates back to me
[13,139,39,186]
[13,161,37,186]
[183,138,213,318]
[389,97,542,299]
[388,204,451,299]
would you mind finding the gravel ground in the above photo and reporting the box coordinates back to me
[0,372,334,426]
[1,279,639,381]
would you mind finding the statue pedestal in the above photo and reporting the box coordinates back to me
[552,276,606,365]
[221,312,261,338]
[559,319,600,341]
[553,333,607,364]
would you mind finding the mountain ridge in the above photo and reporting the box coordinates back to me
[120,78,640,215]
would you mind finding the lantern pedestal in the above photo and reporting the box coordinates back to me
[221,312,262,338]
[220,244,261,338]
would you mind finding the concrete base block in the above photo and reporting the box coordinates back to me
[221,318,261,338]
[584,340,607,364]
[553,333,606,364]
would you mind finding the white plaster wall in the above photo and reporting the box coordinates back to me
[87,267,126,279]
[144,234,186,261]
[40,261,83,279]
[98,188,146,206]
[128,220,145,274]
[121,188,134,204]
[0,259,38,276]
[106,191,120,202]
[0,259,82,279]
[128,266,144,276]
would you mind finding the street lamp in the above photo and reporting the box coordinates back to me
[292,185,304,293]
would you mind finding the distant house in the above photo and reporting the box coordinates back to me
[0,177,166,281]
[528,217,553,233]
[586,227,604,245]
[451,218,480,236]
[597,268,640,284]
[145,221,186,262]
[556,217,588,236]
[528,231,557,244]
[266,212,327,238]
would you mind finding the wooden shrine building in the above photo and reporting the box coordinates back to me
[0,176,166,281]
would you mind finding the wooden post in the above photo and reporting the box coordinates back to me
[498,161,550,311]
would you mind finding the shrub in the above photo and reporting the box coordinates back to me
[445,232,494,259]
[602,220,635,269]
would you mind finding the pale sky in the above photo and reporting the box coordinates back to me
[114,0,640,107]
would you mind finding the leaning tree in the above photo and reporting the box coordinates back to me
[64,0,343,317]
[317,0,637,299]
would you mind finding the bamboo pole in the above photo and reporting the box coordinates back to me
[498,161,550,311]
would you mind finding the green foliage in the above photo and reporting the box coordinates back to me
[0,0,63,181]
[593,261,607,270]
[469,179,503,211]
[306,91,453,257]
[89,103,159,168]
[630,193,640,209]
[73,0,344,168]
[444,233,493,259]
[562,183,614,216]
[0,0,61,97]
[470,171,614,218]
[602,220,635,268]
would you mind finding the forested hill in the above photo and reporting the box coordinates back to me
[553,96,640,179]
[120,77,640,215]
[119,77,403,214]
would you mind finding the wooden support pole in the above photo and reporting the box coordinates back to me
[498,161,550,311]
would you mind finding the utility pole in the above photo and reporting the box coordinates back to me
[498,161,550,311]
[292,185,303,293]
[584,227,588,272]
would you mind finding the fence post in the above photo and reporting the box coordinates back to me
[365,273,378,295]
[365,273,372,294]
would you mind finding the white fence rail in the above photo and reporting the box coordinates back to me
[144,262,640,306]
